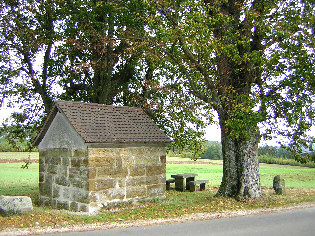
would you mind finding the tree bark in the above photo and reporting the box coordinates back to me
[216,110,262,199]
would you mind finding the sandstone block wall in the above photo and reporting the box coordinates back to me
[39,148,90,212]
[88,146,166,210]
[39,145,166,213]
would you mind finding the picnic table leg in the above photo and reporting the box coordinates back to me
[200,182,206,191]
[166,181,171,190]
[186,177,195,190]
[174,177,185,192]
[189,182,196,192]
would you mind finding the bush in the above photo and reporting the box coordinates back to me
[200,141,222,160]
[259,154,315,168]
[0,138,37,152]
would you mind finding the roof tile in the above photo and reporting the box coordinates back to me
[34,101,171,145]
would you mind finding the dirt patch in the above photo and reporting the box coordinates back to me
[0,159,39,163]
[167,161,221,165]
[2,159,209,165]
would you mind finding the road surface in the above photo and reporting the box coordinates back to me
[46,207,315,236]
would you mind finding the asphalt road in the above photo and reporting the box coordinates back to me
[47,207,315,236]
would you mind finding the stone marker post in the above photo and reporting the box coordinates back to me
[273,175,285,195]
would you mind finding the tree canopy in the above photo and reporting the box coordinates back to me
[143,0,314,198]
[0,0,208,152]
[144,0,314,148]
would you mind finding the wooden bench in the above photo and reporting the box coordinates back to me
[189,180,209,192]
[166,179,175,190]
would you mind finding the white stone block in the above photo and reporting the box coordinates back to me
[0,196,33,215]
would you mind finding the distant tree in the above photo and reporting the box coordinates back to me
[258,145,293,159]
[201,141,223,160]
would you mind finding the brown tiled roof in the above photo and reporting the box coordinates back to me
[33,101,172,146]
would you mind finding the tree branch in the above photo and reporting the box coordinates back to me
[159,6,216,93]
[166,50,219,109]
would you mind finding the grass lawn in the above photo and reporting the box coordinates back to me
[0,153,314,231]
[0,163,39,203]
[167,163,315,189]
[259,163,315,188]
[167,164,223,187]
[0,156,314,198]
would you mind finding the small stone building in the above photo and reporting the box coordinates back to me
[33,101,171,213]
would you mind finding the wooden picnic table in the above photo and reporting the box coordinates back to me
[170,173,198,191]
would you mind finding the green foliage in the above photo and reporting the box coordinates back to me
[0,138,37,152]
[200,141,223,160]
[0,0,61,145]
[1,0,314,170]
[58,0,147,105]
[144,0,315,163]
[0,0,208,152]
[258,145,294,159]
[259,155,315,168]
[258,145,315,167]
[120,66,211,152]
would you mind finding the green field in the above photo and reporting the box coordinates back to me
[0,155,314,199]
[167,163,315,189]
[167,156,315,188]
[0,153,314,231]
[0,163,39,199]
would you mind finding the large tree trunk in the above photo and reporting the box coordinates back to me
[216,112,262,199]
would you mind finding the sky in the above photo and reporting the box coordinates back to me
[0,106,16,124]
[205,123,221,142]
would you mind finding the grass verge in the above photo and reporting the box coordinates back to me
[0,188,314,231]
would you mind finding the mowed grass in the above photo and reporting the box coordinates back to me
[0,163,39,203]
[167,162,315,189]
[0,159,313,199]
[259,163,315,188]
[167,164,223,187]
[0,153,314,231]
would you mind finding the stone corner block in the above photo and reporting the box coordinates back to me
[0,196,33,216]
